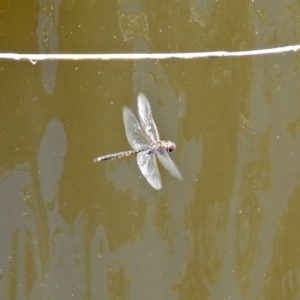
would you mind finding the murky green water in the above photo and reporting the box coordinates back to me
[0,0,300,299]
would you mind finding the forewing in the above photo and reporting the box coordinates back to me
[137,93,160,142]
[137,151,162,190]
[156,148,183,181]
[123,107,150,150]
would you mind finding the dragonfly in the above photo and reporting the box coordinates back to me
[94,93,182,190]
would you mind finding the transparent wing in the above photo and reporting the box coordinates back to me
[137,151,162,190]
[123,106,151,150]
[137,93,160,142]
[156,148,183,181]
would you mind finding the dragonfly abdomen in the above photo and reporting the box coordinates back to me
[94,149,143,162]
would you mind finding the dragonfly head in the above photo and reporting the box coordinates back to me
[165,141,176,153]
